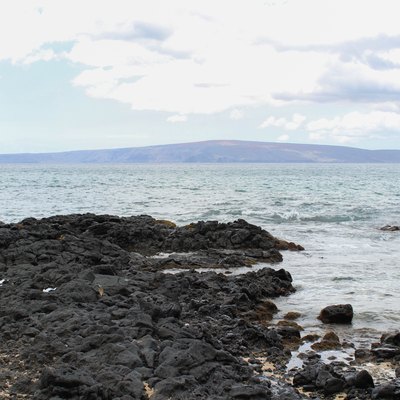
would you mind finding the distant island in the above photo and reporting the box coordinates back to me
[1,140,400,163]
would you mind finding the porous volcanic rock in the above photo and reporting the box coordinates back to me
[0,214,303,400]
[371,331,400,360]
[311,331,342,351]
[293,359,381,398]
[318,304,354,324]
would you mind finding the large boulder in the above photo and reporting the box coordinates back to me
[318,304,353,324]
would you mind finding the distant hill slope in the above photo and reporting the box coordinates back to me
[1,140,400,163]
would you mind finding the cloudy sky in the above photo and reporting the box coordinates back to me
[1,0,400,153]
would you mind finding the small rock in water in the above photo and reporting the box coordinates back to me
[369,331,400,360]
[380,225,400,231]
[277,320,304,331]
[311,331,342,351]
[318,304,353,324]
[381,332,400,347]
[275,240,305,251]
[302,333,321,342]
[297,351,320,361]
[372,346,400,359]
[284,311,301,320]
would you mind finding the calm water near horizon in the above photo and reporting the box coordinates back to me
[1,163,399,346]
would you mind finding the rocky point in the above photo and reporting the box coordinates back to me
[0,214,301,400]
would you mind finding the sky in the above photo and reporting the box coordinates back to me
[1,0,400,153]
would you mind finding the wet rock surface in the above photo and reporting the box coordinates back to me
[380,225,400,232]
[318,304,354,324]
[286,327,400,400]
[371,332,400,362]
[0,214,302,399]
[354,331,400,366]
[311,331,342,352]
[291,357,400,399]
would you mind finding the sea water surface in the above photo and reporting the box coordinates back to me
[0,163,399,344]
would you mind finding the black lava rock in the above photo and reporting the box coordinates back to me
[318,304,353,324]
[0,214,303,399]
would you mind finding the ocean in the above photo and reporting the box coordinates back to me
[1,163,399,346]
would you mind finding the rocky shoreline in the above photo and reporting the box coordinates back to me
[0,214,398,399]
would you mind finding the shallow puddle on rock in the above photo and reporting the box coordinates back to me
[286,341,312,370]
[286,339,355,371]
[150,252,195,259]
[163,261,270,275]
[319,348,354,364]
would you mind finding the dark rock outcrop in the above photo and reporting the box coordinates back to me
[0,214,301,399]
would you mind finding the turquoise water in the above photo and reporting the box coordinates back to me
[0,163,399,341]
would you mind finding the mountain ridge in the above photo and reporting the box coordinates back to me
[1,140,400,163]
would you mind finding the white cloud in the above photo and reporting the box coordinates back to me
[259,113,306,130]
[277,134,290,141]
[379,48,400,65]
[260,116,284,129]
[275,58,400,104]
[68,38,172,69]
[307,111,400,143]
[166,114,187,123]
[3,1,400,115]
[23,48,58,64]
[370,102,400,112]
[229,109,244,120]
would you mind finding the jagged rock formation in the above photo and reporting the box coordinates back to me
[0,214,302,400]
